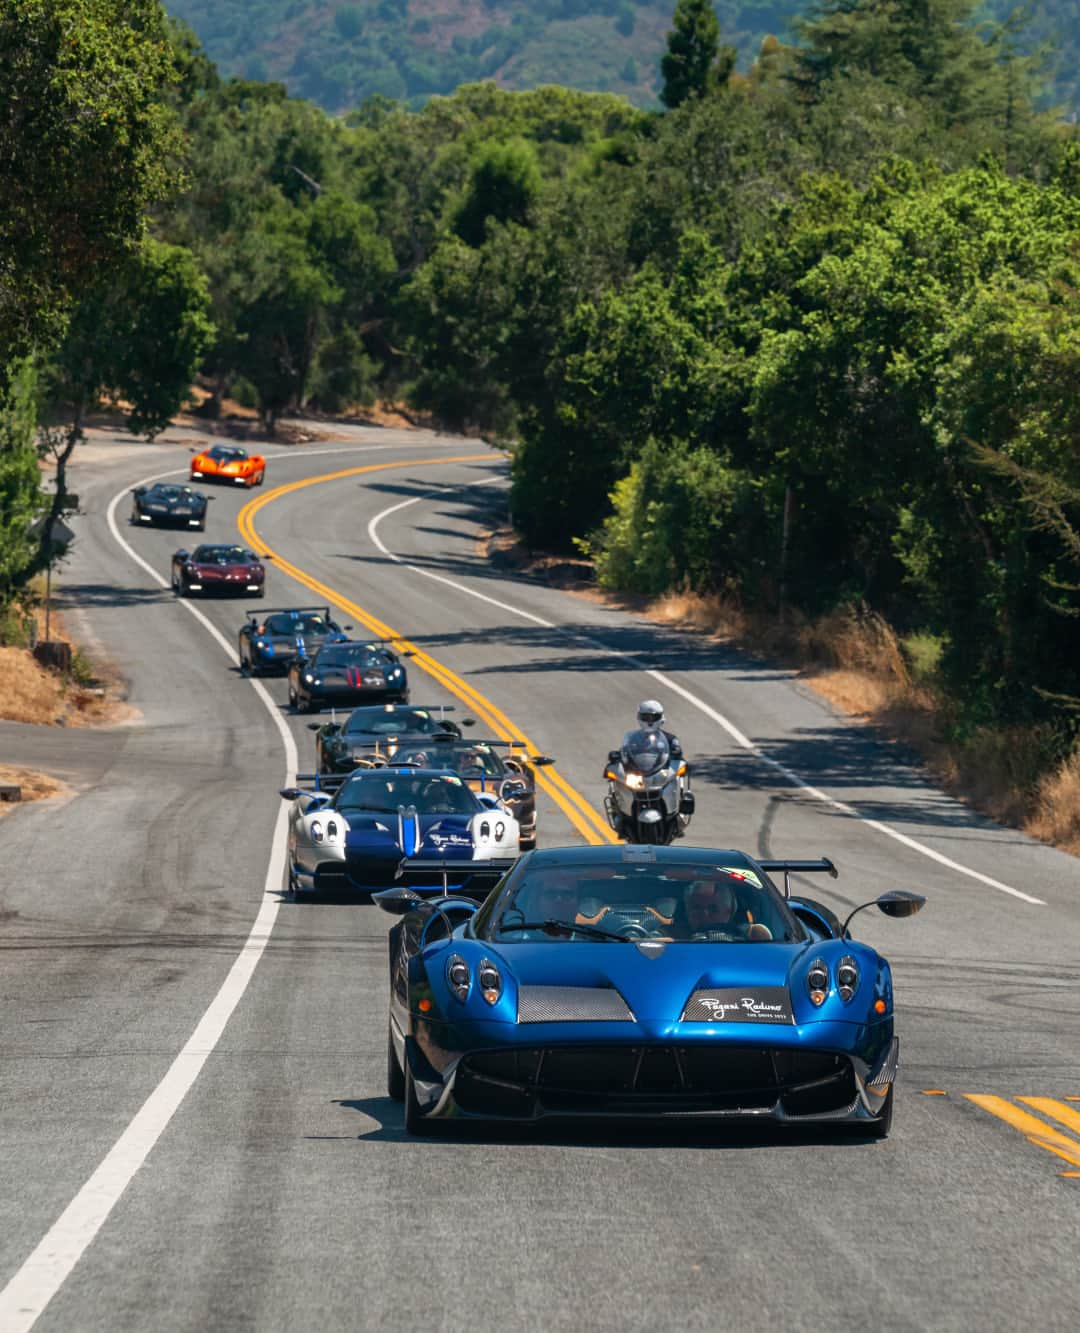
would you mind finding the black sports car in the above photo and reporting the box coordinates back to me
[311,704,462,773]
[287,640,410,712]
[171,544,268,597]
[386,734,554,849]
[130,483,210,530]
[238,606,349,676]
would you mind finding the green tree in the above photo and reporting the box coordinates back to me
[660,0,733,110]
[0,0,181,365]
[454,138,542,247]
[34,239,214,574]
[0,361,44,606]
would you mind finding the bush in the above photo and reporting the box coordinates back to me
[586,439,758,597]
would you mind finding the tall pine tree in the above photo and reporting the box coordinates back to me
[661,0,734,110]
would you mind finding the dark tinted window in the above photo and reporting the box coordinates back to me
[335,772,477,816]
[206,446,247,462]
[193,546,253,564]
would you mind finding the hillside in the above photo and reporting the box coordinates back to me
[165,1,1080,114]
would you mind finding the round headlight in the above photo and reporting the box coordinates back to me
[310,819,324,843]
[304,673,314,683]
[807,959,828,1006]
[479,820,490,840]
[478,958,502,1006]
[494,821,506,841]
[326,820,338,840]
[837,956,859,1002]
[447,954,470,1002]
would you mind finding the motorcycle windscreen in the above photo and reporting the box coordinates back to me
[621,728,670,775]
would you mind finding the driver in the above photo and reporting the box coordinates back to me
[530,869,581,925]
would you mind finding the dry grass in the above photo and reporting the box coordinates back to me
[1028,748,1080,855]
[0,763,66,817]
[0,602,132,727]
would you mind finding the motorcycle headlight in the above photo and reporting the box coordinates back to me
[806,959,828,1007]
[447,954,470,1002]
[310,819,324,843]
[625,771,644,789]
[478,958,502,1006]
[837,956,859,1003]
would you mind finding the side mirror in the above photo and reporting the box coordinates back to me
[461,717,476,728]
[306,722,322,732]
[841,890,926,937]
[261,553,273,560]
[877,889,926,919]
[343,624,353,631]
[372,887,424,916]
[529,754,555,767]
[279,787,301,800]
[206,495,216,501]
[608,749,621,763]
[402,650,416,658]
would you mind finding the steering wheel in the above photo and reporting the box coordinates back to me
[618,922,652,940]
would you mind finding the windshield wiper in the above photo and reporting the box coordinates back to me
[497,919,626,943]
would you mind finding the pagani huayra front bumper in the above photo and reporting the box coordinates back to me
[401,1013,897,1127]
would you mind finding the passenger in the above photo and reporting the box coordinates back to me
[679,879,739,937]
[530,869,581,925]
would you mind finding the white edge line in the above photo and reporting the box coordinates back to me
[0,470,301,1331]
[368,476,1045,907]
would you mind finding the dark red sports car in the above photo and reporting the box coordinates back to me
[171,544,269,598]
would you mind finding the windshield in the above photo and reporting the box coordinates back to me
[206,446,246,462]
[193,546,252,565]
[152,485,193,501]
[344,708,445,738]
[262,612,330,636]
[483,862,801,944]
[317,644,388,668]
[393,742,502,776]
[335,772,477,816]
[621,728,670,776]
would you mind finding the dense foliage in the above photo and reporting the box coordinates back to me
[162,1,1080,115]
[7,0,1080,759]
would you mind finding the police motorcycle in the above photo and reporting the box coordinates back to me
[603,727,694,845]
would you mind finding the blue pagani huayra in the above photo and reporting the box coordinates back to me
[375,844,925,1136]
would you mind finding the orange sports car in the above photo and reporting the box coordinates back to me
[190,444,266,487]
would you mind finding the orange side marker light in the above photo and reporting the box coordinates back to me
[418,999,432,1013]
[874,999,887,1014]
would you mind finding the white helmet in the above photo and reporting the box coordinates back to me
[637,699,665,730]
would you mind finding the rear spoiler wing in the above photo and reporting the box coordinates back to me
[756,857,837,898]
[393,857,517,895]
[244,605,332,620]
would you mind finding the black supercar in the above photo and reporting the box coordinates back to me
[130,483,210,531]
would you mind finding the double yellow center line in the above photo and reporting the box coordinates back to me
[237,456,616,846]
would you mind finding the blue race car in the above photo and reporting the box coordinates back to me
[374,844,925,1136]
[237,606,349,676]
[280,767,520,898]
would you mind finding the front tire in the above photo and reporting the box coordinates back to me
[404,1060,436,1136]
[387,1024,405,1102]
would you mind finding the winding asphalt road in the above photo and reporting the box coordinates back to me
[1,425,1078,1330]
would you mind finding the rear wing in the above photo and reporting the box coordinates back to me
[394,857,517,895]
[756,857,837,898]
[244,605,331,621]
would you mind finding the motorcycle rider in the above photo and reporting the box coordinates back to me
[633,699,684,762]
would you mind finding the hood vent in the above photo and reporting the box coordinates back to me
[518,985,635,1024]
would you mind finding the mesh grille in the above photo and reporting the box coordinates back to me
[517,986,634,1023]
